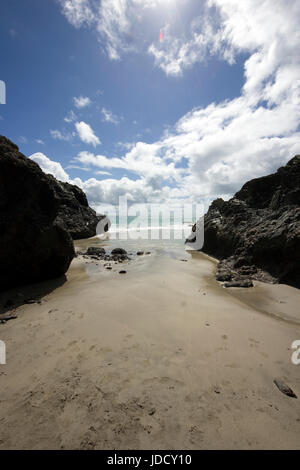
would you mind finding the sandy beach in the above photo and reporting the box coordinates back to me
[0,241,299,450]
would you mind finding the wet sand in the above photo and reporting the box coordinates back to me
[0,245,300,449]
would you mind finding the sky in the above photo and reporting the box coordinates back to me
[1,0,300,211]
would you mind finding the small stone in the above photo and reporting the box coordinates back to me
[87,247,106,256]
[137,251,144,256]
[111,248,127,255]
[274,379,297,398]
[119,270,127,274]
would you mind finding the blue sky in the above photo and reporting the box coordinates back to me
[1,0,300,210]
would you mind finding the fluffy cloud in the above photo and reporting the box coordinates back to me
[74,142,183,182]
[30,152,70,182]
[73,96,91,108]
[148,15,226,77]
[75,121,101,146]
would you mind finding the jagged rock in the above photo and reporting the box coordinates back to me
[0,136,75,291]
[216,271,232,282]
[47,175,106,240]
[189,156,300,288]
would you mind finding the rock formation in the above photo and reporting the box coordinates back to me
[186,156,300,288]
[0,136,86,291]
[47,175,107,240]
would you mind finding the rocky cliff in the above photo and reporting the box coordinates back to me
[187,156,300,288]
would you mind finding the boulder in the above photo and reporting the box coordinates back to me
[0,136,75,291]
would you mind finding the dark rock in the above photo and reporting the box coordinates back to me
[48,175,106,240]
[188,156,300,288]
[216,271,232,282]
[119,270,127,274]
[87,247,106,256]
[274,379,297,398]
[0,136,75,291]
[111,248,127,255]
[3,299,14,308]
[137,251,144,256]
[224,280,254,288]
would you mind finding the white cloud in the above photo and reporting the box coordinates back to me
[58,0,94,28]
[30,152,70,182]
[101,107,120,124]
[36,139,45,145]
[75,121,101,146]
[74,142,183,182]
[148,17,225,77]
[59,0,179,61]
[73,95,91,108]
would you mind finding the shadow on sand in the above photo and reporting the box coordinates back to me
[0,275,67,317]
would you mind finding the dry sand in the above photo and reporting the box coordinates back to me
[0,245,300,450]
